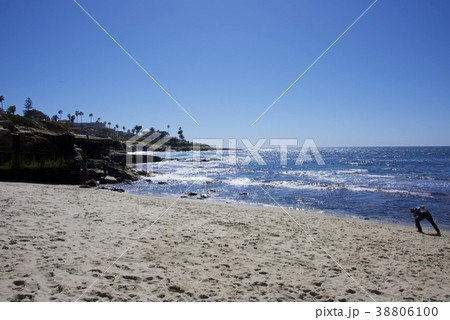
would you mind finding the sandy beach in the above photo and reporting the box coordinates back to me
[0,181,448,302]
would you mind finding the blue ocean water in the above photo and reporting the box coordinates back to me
[122,147,450,230]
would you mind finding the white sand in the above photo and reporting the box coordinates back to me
[0,181,448,302]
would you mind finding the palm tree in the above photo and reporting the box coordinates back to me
[167,124,170,135]
[178,127,185,141]
[75,111,79,123]
[89,113,93,123]
[7,105,16,115]
[58,109,63,121]
[67,113,71,121]
[24,98,33,116]
[97,117,101,122]
[133,125,142,135]
[79,111,84,124]
[122,126,126,132]
[107,122,111,129]
[0,96,4,109]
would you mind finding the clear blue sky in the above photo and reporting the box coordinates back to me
[1,0,449,146]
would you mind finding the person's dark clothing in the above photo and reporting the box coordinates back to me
[82,168,88,183]
[82,154,88,169]
[413,208,441,235]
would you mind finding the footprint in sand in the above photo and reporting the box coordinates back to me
[13,280,26,287]
[122,275,140,281]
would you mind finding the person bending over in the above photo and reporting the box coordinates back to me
[411,206,441,236]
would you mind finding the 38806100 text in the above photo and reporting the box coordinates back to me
[375,307,438,317]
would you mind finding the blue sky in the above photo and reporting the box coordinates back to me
[1,0,449,146]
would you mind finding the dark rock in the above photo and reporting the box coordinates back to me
[108,151,126,164]
[0,116,146,184]
[188,192,197,196]
[100,186,125,193]
[74,136,124,160]
[0,121,77,183]
[100,176,118,184]
[87,169,104,180]
[107,167,139,182]
[240,192,249,196]
[124,152,162,164]
[85,179,99,187]
[157,181,168,185]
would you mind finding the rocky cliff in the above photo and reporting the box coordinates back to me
[0,119,79,182]
[0,117,138,184]
[0,115,216,184]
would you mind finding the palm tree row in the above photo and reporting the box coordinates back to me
[58,109,152,138]
[0,95,17,115]
[1,95,185,140]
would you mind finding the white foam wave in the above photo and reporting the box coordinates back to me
[335,169,368,175]
[226,177,258,186]
[150,173,214,184]
[223,177,432,197]
[280,170,332,178]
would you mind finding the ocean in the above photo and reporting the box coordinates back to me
[121,147,450,230]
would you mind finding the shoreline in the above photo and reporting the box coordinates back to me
[122,184,450,232]
[0,181,448,302]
